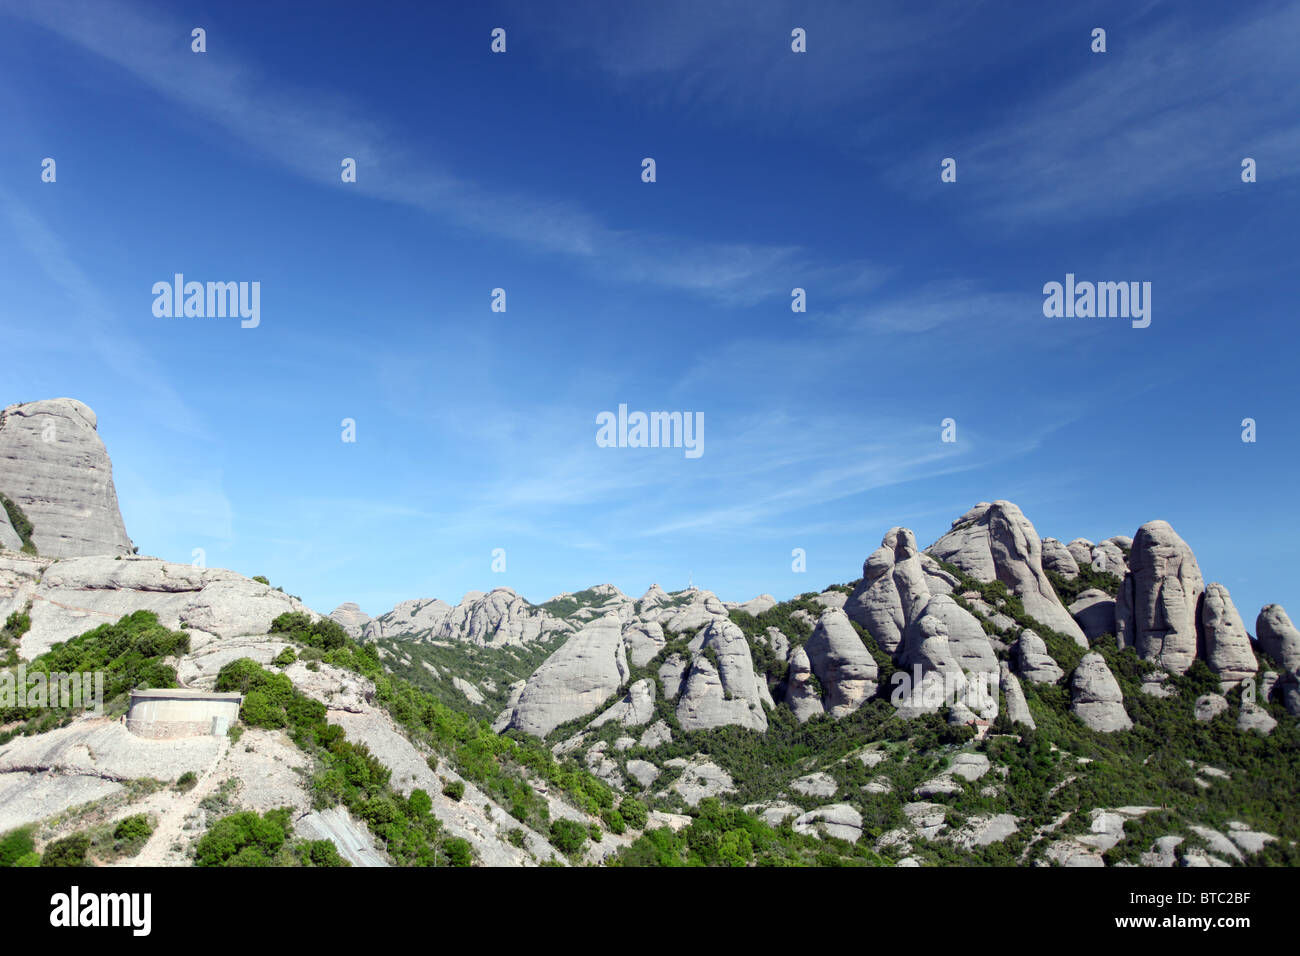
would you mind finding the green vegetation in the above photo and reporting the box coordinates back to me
[611,798,888,867]
[1,494,36,554]
[269,612,350,651]
[212,656,478,866]
[175,771,198,792]
[0,826,35,867]
[549,818,588,856]
[272,647,297,667]
[0,609,29,667]
[194,808,347,867]
[41,833,90,867]
[441,780,465,802]
[1,610,188,742]
[1047,565,1124,604]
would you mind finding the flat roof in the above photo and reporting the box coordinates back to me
[129,688,244,701]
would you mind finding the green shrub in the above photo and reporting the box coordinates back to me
[0,826,35,867]
[175,771,198,792]
[112,815,153,844]
[194,809,291,867]
[549,818,588,855]
[272,647,297,667]
[41,833,90,867]
[442,780,465,802]
[619,798,648,831]
[442,837,473,867]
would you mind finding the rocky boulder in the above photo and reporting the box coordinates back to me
[0,399,133,558]
[1198,583,1257,687]
[1069,589,1115,644]
[329,602,371,639]
[1115,521,1204,674]
[622,621,665,668]
[927,501,1087,647]
[1256,605,1300,674]
[1070,652,1132,732]
[1040,538,1079,579]
[504,615,629,737]
[804,607,878,718]
[675,619,769,732]
[784,645,825,723]
[1015,629,1064,684]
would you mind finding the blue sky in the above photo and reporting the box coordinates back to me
[2,0,1297,625]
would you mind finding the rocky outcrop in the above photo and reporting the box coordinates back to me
[675,619,768,732]
[733,593,777,616]
[845,527,930,655]
[1066,539,1095,568]
[804,607,878,718]
[784,645,825,722]
[1070,652,1132,732]
[1015,629,1063,684]
[10,554,316,659]
[1040,538,1079,579]
[662,591,730,633]
[589,678,656,729]
[927,501,1087,647]
[504,615,629,737]
[1198,584,1257,687]
[364,588,561,646]
[1069,589,1115,644]
[793,804,862,842]
[1092,538,1130,578]
[329,602,371,639]
[1000,663,1036,729]
[0,506,20,551]
[1115,521,1204,674]
[1256,605,1300,674]
[0,398,133,557]
[622,621,665,668]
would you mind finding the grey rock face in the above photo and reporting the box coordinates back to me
[638,719,672,749]
[1198,583,1257,686]
[764,627,790,661]
[927,501,1087,646]
[626,759,660,788]
[1015,629,1064,684]
[734,593,778,615]
[1066,538,1095,567]
[15,554,317,658]
[1116,521,1205,674]
[658,653,688,699]
[622,621,665,668]
[999,663,1036,729]
[784,645,826,723]
[805,607,878,718]
[0,507,20,551]
[1069,589,1116,644]
[329,602,371,639]
[1256,605,1300,674]
[1092,539,1130,578]
[1194,693,1228,722]
[790,771,837,797]
[675,619,768,732]
[0,399,133,557]
[505,615,629,737]
[793,804,862,843]
[845,527,931,655]
[589,677,656,729]
[662,591,730,633]
[1040,538,1080,579]
[1070,652,1132,732]
[1237,701,1276,735]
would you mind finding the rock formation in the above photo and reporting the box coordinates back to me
[1070,652,1132,732]
[1256,605,1300,674]
[927,501,1087,646]
[504,615,629,737]
[329,602,372,639]
[1015,629,1064,684]
[0,398,133,557]
[1198,583,1257,687]
[784,645,825,722]
[675,619,769,732]
[1040,537,1079,579]
[804,608,879,718]
[1115,521,1204,673]
[1069,589,1115,644]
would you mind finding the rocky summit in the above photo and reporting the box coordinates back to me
[1,398,1298,870]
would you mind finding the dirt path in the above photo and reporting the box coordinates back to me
[127,735,230,867]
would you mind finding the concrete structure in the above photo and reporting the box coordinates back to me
[126,688,243,739]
